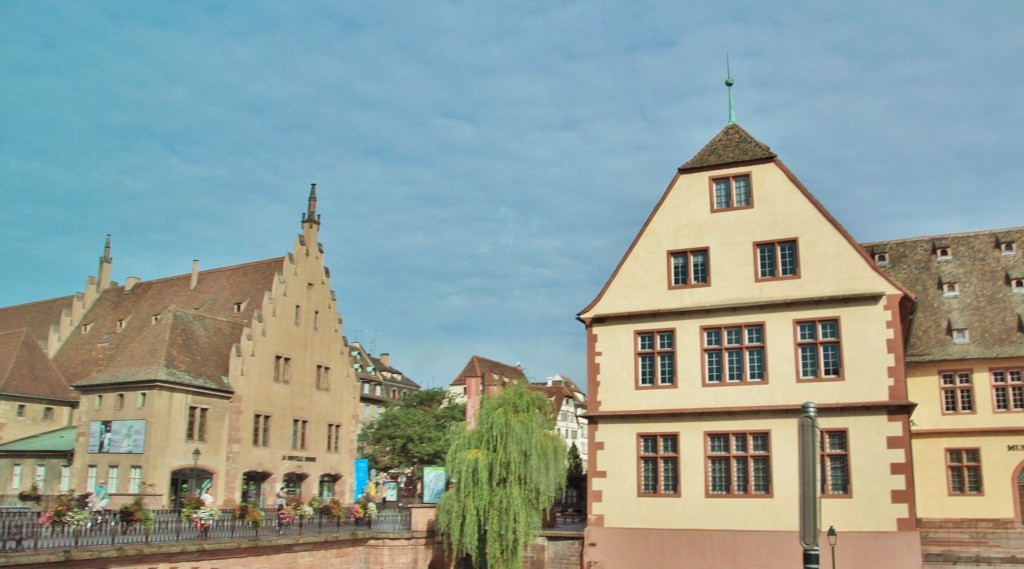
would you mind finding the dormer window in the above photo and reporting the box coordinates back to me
[233,302,243,313]
[952,328,970,343]
[1012,278,1024,293]
[116,319,125,330]
[943,282,960,296]
[152,314,161,324]
[873,252,889,266]
[935,247,952,260]
[1002,242,1017,255]
[81,323,92,333]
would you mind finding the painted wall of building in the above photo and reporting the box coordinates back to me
[909,358,1024,523]
[0,400,73,444]
[584,163,901,319]
[589,299,899,413]
[591,411,909,531]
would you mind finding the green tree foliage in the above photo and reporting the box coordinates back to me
[361,388,466,475]
[567,442,583,478]
[437,384,567,569]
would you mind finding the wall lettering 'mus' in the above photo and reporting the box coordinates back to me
[1008,445,1024,452]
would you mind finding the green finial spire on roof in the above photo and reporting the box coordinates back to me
[726,54,736,125]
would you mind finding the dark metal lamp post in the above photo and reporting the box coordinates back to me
[827,525,838,569]
[191,448,201,496]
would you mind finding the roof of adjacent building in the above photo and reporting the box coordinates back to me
[348,342,421,392]
[0,330,76,401]
[678,123,777,171]
[451,355,528,387]
[863,227,1024,362]
[0,257,284,398]
[0,426,77,453]
[74,308,241,392]
[531,384,586,421]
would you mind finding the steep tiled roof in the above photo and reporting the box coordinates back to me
[53,258,282,385]
[0,296,74,352]
[451,355,528,387]
[545,374,586,402]
[0,426,77,453]
[370,354,421,389]
[0,330,76,401]
[530,384,579,420]
[75,309,241,392]
[678,123,777,171]
[864,227,1024,362]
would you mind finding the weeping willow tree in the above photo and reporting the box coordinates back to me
[436,383,567,569]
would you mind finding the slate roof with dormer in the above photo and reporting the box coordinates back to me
[370,355,421,390]
[348,342,421,400]
[863,227,1024,362]
[678,123,777,172]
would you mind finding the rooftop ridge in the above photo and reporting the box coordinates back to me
[116,256,285,289]
[862,226,1024,246]
[0,295,74,312]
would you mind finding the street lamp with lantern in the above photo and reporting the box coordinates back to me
[827,525,838,569]
[191,448,201,497]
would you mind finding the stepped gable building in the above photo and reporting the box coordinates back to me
[864,227,1024,528]
[0,186,361,509]
[578,123,921,569]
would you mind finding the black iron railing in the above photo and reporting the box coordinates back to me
[0,507,412,553]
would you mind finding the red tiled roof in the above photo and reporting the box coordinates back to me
[0,296,74,352]
[76,309,241,392]
[0,330,76,401]
[450,355,528,387]
[54,258,283,385]
[530,385,572,420]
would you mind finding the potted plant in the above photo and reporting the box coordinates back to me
[235,502,265,529]
[118,497,155,534]
[18,484,41,504]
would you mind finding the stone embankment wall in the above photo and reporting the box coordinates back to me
[2,531,583,568]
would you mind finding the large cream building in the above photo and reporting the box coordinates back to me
[578,124,921,568]
[0,187,361,509]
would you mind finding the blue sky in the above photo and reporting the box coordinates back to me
[2,2,1023,389]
